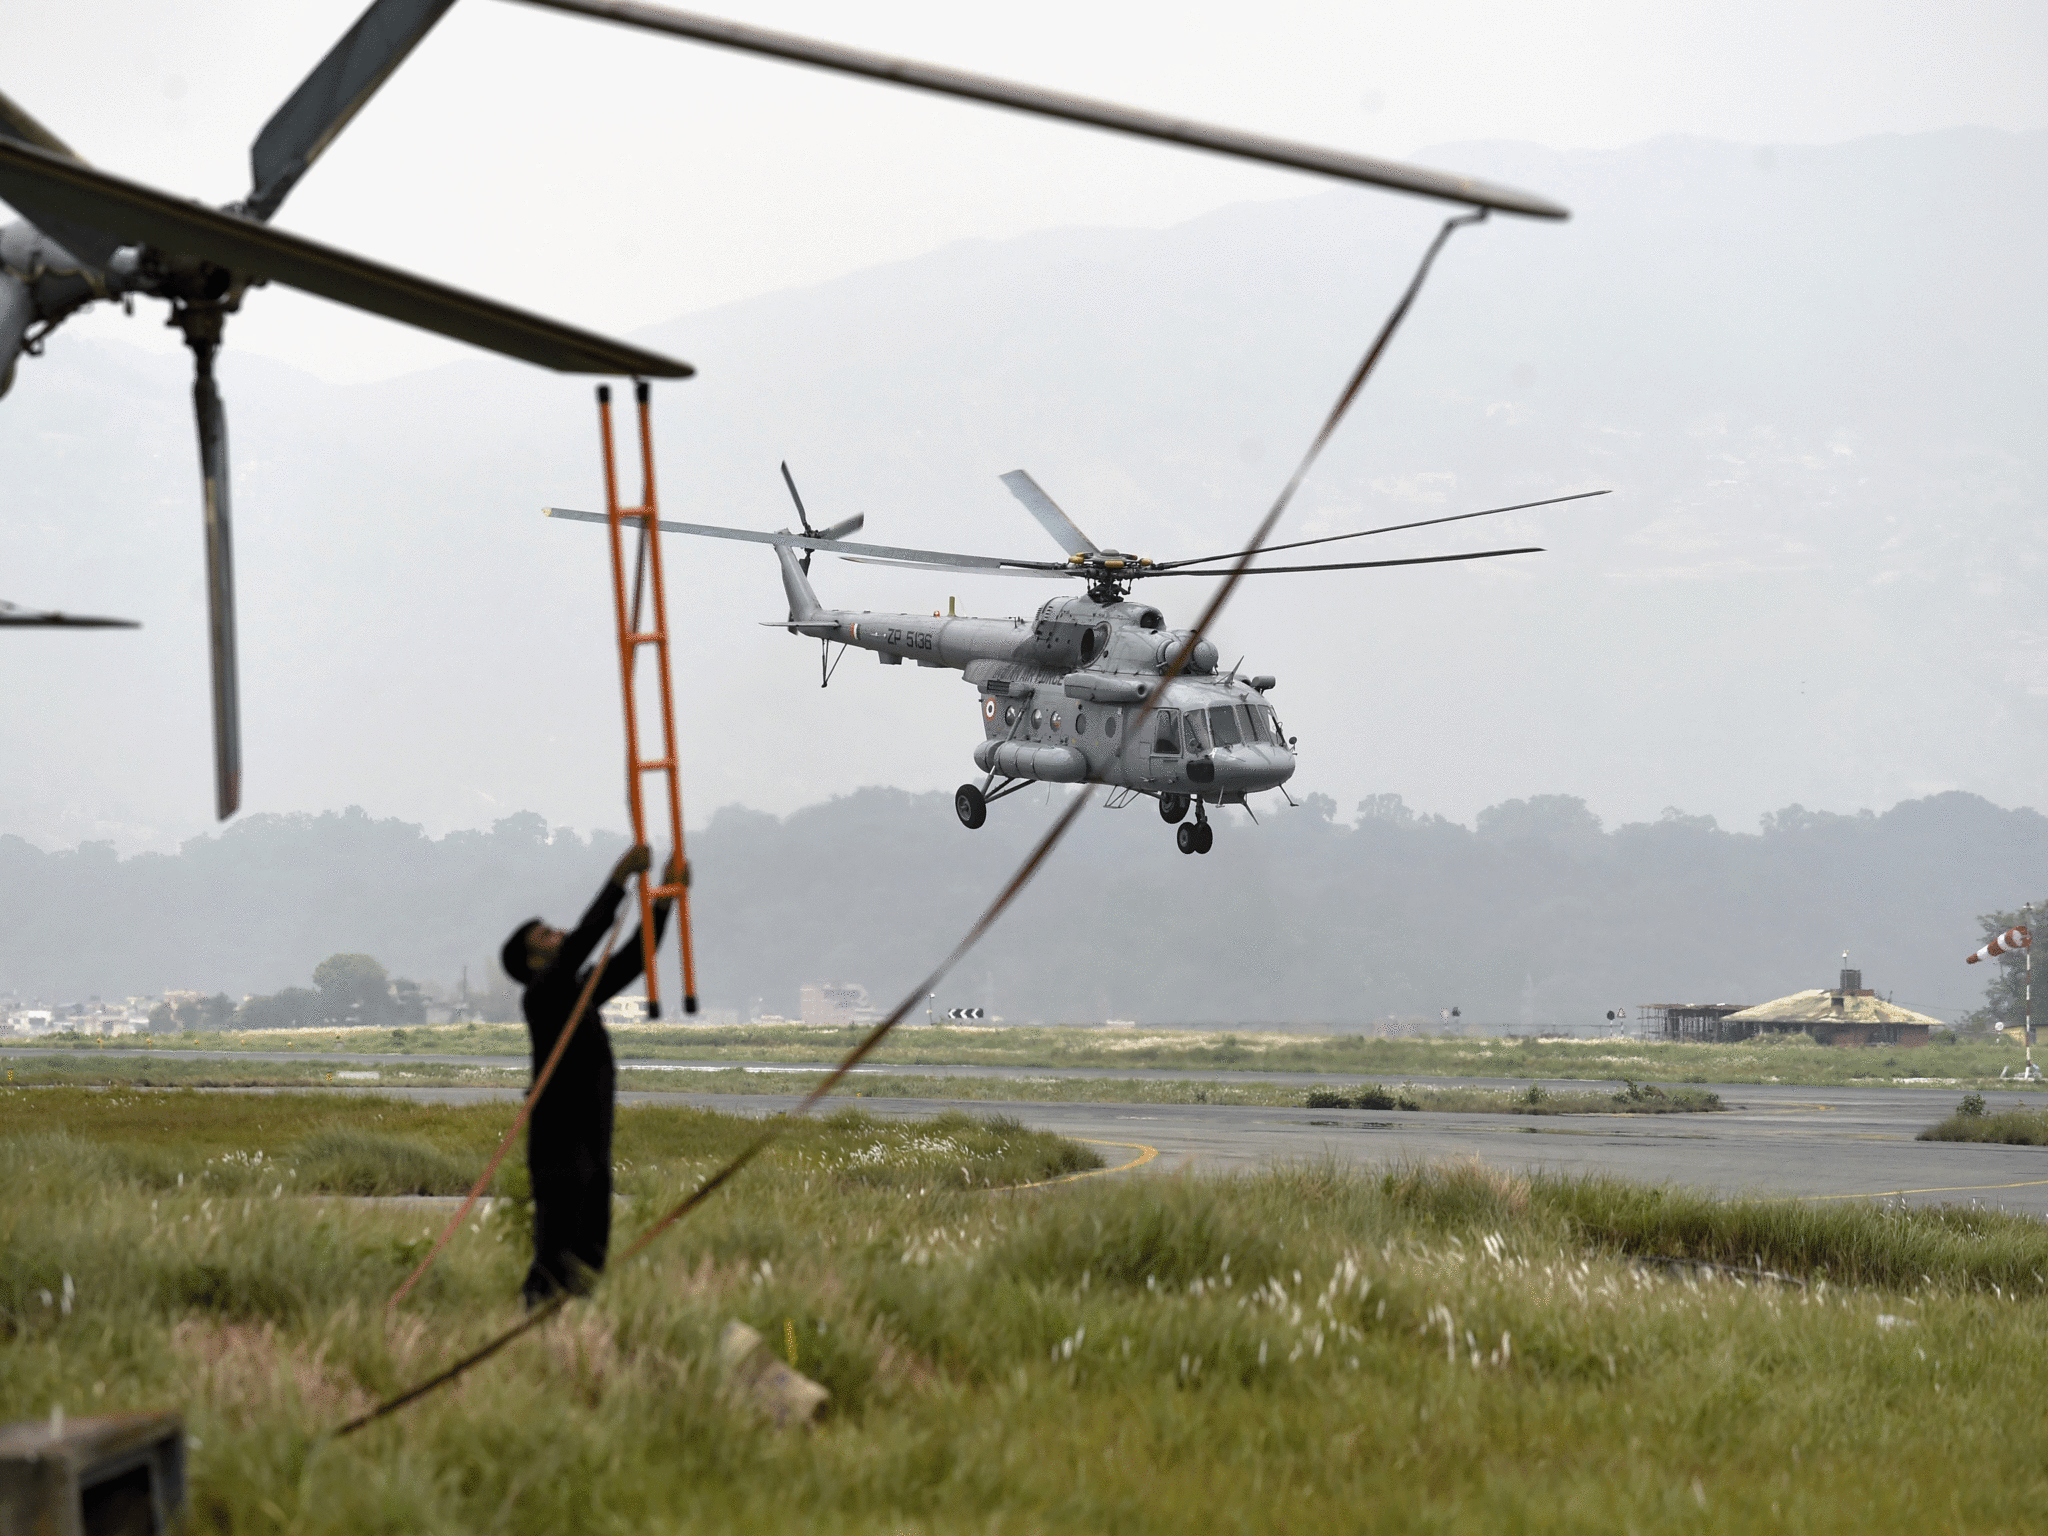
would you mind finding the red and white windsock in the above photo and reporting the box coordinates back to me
[1966,926,2031,965]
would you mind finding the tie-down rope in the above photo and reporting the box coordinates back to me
[335,206,1487,1438]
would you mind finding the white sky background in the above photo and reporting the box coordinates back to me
[15,0,2048,384]
[5,0,2046,858]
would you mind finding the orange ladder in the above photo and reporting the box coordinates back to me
[595,381,697,1016]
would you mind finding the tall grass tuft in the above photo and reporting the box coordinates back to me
[291,1129,477,1196]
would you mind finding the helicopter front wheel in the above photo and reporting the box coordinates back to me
[1158,792,1191,824]
[954,783,988,830]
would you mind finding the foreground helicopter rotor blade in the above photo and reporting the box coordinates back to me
[544,506,1064,572]
[0,87,77,160]
[0,138,691,378]
[188,333,243,821]
[999,470,1099,558]
[0,599,139,628]
[0,87,126,266]
[511,0,1570,220]
[1155,489,1610,569]
[245,0,461,222]
[1139,545,1543,577]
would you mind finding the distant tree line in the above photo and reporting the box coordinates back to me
[234,953,427,1030]
[3,793,2044,1027]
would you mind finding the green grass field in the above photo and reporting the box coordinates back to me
[6,1087,2047,1532]
[15,1019,2029,1089]
[0,1055,1722,1116]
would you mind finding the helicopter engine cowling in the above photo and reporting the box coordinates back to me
[1022,615,1109,670]
[1156,632,1219,674]
[973,740,1089,782]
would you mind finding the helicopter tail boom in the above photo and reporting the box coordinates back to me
[775,538,825,628]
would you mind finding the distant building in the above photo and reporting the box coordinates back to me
[599,997,650,1028]
[1720,965,1940,1048]
[800,982,868,1028]
[1637,1003,1753,1043]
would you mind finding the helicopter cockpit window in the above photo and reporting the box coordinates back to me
[1244,705,1268,744]
[1152,709,1179,755]
[1183,713,1209,753]
[1207,705,1243,748]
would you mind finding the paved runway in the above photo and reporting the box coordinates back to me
[125,1068,2048,1218]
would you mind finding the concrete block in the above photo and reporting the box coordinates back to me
[0,1411,186,1536]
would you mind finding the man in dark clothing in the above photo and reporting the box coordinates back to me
[500,843,677,1307]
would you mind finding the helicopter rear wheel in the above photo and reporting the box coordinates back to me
[954,783,987,830]
[1176,822,1198,854]
[1193,821,1214,855]
[1159,792,1191,824]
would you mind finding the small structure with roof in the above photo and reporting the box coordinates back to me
[1636,1003,1752,1043]
[1720,962,1940,1048]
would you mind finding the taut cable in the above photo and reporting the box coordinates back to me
[334,206,1487,1436]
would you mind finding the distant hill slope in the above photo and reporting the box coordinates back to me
[3,130,2041,854]
[4,788,2039,1028]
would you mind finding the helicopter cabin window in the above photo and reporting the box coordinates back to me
[1151,709,1179,755]
[1031,708,1043,729]
[1207,705,1243,748]
[1105,711,1118,738]
[1074,709,1088,736]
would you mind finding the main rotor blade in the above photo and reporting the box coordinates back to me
[837,554,1070,579]
[999,470,1098,557]
[0,87,125,266]
[511,0,1569,220]
[190,347,242,821]
[246,0,460,222]
[1138,545,1543,576]
[1155,490,1610,569]
[0,138,692,378]
[543,505,1063,572]
[0,87,78,161]
[0,599,139,628]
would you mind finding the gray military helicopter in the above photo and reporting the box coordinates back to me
[6,0,1566,825]
[549,475,1603,854]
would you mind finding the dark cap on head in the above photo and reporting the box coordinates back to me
[501,918,543,985]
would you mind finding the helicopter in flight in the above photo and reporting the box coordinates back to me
[4,0,1566,825]
[548,473,1604,854]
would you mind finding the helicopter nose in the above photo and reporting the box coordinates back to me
[1208,743,1294,791]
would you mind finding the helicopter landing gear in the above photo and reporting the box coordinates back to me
[954,783,987,829]
[1158,792,1191,824]
[1175,800,1214,854]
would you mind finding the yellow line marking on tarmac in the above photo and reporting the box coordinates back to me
[1004,1138,1159,1191]
[1807,1176,2048,1202]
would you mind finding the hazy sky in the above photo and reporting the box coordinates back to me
[5,2,2045,858]
[13,0,2046,382]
